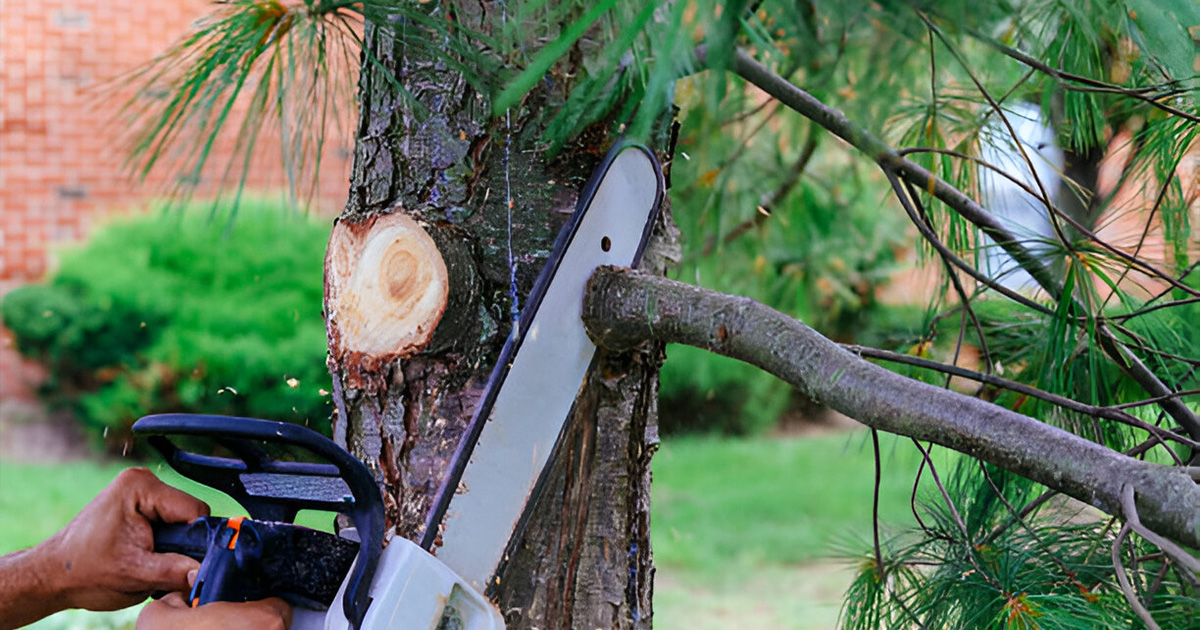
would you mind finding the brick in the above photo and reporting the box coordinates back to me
[0,0,355,282]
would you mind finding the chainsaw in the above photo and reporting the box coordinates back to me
[134,141,664,630]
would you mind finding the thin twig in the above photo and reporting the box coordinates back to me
[909,442,937,537]
[871,429,886,580]
[904,179,994,379]
[981,489,1056,546]
[920,12,1072,252]
[1107,322,1200,366]
[1112,297,1200,323]
[900,146,1198,301]
[1112,521,1162,630]
[1098,161,1180,313]
[911,440,969,540]
[1138,262,1200,309]
[1147,560,1171,603]
[909,440,1008,594]
[1125,428,1191,458]
[1121,484,1200,576]
[972,32,1200,124]
[978,462,1084,588]
[1111,389,1200,411]
[884,170,1056,315]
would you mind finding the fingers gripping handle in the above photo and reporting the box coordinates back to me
[152,517,253,608]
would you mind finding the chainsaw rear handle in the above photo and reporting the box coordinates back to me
[152,519,211,559]
[133,414,384,629]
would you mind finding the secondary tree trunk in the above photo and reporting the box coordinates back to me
[322,6,676,629]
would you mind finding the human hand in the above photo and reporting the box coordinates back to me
[34,467,210,611]
[136,592,292,630]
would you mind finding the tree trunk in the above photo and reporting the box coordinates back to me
[322,6,676,629]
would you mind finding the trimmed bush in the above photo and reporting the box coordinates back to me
[1,201,333,454]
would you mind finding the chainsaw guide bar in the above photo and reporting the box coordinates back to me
[420,141,665,592]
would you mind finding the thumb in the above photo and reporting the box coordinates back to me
[136,592,190,630]
[157,591,191,610]
[138,552,201,592]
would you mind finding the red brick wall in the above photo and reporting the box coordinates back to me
[0,0,356,282]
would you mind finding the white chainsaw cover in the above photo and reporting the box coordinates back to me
[289,535,504,630]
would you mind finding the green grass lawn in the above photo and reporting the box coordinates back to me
[650,430,953,630]
[652,430,947,572]
[1,429,950,629]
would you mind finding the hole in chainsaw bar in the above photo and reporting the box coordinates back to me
[601,236,612,252]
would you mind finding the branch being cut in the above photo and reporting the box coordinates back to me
[841,343,1197,451]
[583,266,1200,548]
[706,47,1063,296]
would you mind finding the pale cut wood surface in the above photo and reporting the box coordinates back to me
[325,212,449,361]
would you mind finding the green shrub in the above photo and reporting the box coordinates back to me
[659,345,791,436]
[1,283,164,376]
[1,200,333,454]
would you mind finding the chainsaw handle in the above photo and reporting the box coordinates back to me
[189,544,244,607]
[151,517,250,607]
[152,519,211,561]
[152,516,358,611]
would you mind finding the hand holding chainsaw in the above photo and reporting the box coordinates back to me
[37,468,207,609]
[0,467,289,630]
[138,579,292,630]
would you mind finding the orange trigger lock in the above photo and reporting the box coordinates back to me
[226,516,246,550]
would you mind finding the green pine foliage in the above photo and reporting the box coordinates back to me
[0,200,333,454]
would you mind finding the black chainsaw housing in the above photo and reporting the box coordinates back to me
[134,414,384,629]
[153,515,359,609]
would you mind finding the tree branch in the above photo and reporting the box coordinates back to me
[841,344,1197,451]
[583,266,1200,548]
[1113,521,1162,630]
[971,31,1200,125]
[710,46,1062,296]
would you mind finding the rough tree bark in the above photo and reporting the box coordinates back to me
[322,5,676,629]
